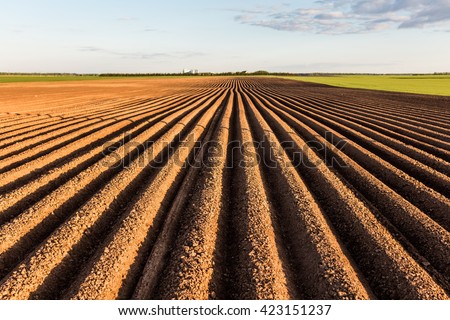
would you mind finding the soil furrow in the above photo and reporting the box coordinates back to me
[0,95,189,160]
[0,93,213,226]
[261,93,450,230]
[241,90,373,299]
[250,91,450,282]
[262,88,450,160]
[65,91,227,300]
[0,97,150,140]
[244,86,448,299]
[0,77,448,300]
[0,89,220,190]
[219,90,295,299]
[255,88,450,197]
[142,92,234,300]
[0,89,225,299]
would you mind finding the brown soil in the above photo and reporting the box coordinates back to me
[0,77,448,300]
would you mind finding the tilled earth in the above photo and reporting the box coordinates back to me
[0,77,449,300]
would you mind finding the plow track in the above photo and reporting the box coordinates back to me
[0,77,449,300]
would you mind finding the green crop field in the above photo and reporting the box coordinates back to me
[0,74,202,83]
[0,75,112,83]
[283,75,450,96]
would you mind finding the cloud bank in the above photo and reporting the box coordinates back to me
[234,0,450,34]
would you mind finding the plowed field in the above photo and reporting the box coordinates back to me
[0,77,449,300]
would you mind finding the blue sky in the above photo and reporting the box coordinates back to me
[1,0,450,73]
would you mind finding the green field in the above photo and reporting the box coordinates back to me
[0,75,113,83]
[283,75,450,96]
[0,74,203,83]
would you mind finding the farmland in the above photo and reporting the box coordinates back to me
[283,75,450,96]
[0,75,192,83]
[0,77,449,300]
[0,75,107,83]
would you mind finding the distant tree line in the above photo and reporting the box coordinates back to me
[98,70,296,77]
[0,72,98,76]
[98,73,197,77]
[2,71,449,77]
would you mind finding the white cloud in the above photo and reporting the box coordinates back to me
[234,0,450,34]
